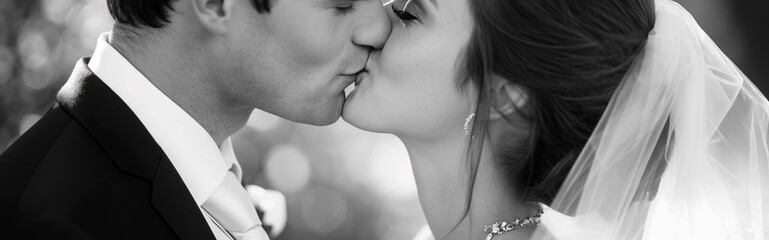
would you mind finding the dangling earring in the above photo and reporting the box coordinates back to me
[464,113,475,136]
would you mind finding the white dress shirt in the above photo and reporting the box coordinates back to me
[88,32,249,240]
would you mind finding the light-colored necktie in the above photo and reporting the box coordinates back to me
[203,171,270,240]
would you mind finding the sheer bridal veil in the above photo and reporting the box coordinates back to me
[533,0,769,239]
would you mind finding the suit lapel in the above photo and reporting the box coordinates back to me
[56,58,216,240]
[57,58,160,180]
[152,156,217,240]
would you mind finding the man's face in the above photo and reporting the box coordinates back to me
[222,0,391,125]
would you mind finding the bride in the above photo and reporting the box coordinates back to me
[343,0,769,239]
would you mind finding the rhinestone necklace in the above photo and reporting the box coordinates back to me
[482,208,543,240]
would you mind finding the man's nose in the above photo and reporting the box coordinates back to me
[351,2,392,50]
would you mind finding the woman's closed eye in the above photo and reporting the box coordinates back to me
[335,0,356,15]
[391,0,423,22]
[392,4,418,20]
[336,4,355,15]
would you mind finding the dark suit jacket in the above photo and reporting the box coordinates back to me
[0,59,216,240]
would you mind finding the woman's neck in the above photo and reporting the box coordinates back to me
[401,136,538,240]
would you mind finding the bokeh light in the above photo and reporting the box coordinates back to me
[367,138,417,201]
[18,114,41,134]
[247,109,283,132]
[0,46,16,84]
[41,0,76,25]
[300,187,349,235]
[265,145,312,194]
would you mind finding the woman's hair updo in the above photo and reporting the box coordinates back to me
[459,0,656,206]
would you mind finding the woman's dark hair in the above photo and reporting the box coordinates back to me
[456,0,656,224]
[107,0,272,28]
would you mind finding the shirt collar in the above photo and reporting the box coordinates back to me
[88,32,242,206]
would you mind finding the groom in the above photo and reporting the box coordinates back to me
[0,0,389,239]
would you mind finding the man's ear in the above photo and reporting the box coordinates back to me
[489,75,527,120]
[191,0,235,34]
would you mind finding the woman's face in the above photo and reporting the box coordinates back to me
[342,0,475,140]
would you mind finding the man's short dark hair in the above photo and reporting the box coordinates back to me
[107,0,271,29]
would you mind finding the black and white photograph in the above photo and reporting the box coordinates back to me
[0,0,768,239]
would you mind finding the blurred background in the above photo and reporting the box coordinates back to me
[0,0,766,239]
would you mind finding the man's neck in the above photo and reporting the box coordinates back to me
[108,32,251,146]
[401,136,537,240]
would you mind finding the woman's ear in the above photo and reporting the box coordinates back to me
[191,0,235,34]
[489,75,527,120]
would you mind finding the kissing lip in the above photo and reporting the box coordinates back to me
[341,51,372,76]
[354,69,368,87]
[341,52,372,88]
[340,70,362,88]
[340,66,366,87]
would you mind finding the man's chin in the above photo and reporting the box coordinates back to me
[285,113,340,126]
[311,114,342,126]
[303,100,344,126]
